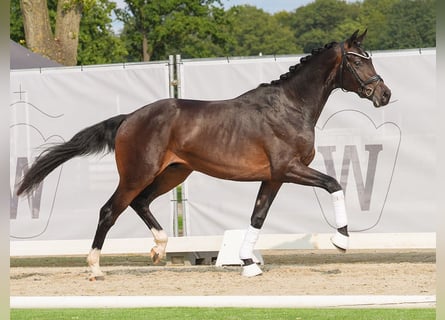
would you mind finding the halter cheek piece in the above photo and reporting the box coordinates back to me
[339,42,382,98]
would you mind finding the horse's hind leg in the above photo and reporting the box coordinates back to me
[131,164,192,264]
[87,184,145,281]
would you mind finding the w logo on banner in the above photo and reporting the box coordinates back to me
[312,110,401,232]
[10,124,64,239]
[317,144,382,211]
[10,157,44,220]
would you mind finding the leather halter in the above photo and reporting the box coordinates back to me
[339,42,382,98]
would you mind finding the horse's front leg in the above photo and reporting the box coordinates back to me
[284,159,350,251]
[240,181,282,277]
[330,190,349,251]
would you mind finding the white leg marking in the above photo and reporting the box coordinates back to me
[150,228,168,262]
[332,190,348,228]
[239,226,262,277]
[331,190,349,250]
[87,248,104,280]
[239,225,260,260]
[242,263,263,277]
[331,231,349,250]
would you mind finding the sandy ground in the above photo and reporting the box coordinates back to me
[10,249,435,296]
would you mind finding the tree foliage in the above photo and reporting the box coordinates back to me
[385,0,436,49]
[10,0,436,65]
[225,5,301,56]
[286,0,434,53]
[77,0,127,64]
[118,0,229,61]
[291,0,361,52]
[10,0,25,44]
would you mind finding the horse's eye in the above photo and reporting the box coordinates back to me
[354,60,361,67]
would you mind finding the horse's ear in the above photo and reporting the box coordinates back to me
[346,30,360,47]
[355,29,368,47]
[347,29,366,48]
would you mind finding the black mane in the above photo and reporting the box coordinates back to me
[260,42,338,87]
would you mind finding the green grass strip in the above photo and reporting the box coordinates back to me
[11,307,435,320]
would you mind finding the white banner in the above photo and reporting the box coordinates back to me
[10,49,436,249]
[10,63,173,241]
[181,49,436,235]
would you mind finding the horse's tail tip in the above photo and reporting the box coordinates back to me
[16,182,31,197]
[16,186,25,197]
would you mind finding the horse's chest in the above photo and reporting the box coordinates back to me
[275,130,315,165]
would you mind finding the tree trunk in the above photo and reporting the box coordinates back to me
[20,0,82,66]
[142,33,151,61]
[55,0,82,66]
[20,0,60,61]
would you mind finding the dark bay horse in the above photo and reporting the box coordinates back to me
[17,30,391,279]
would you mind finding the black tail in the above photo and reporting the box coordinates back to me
[17,114,127,196]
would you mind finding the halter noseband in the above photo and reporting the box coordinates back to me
[339,42,382,98]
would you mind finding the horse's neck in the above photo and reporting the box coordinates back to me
[283,56,338,125]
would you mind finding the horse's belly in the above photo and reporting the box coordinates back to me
[179,149,272,181]
[197,162,272,181]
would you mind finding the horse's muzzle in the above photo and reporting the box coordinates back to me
[372,82,391,108]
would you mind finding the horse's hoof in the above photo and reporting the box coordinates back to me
[88,275,105,281]
[333,244,347,253]
[331,231,349,252]
[241,263,263,277]
[150,248,162,264]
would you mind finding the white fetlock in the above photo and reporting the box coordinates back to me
[242,263,263,277]
[331,231,349,251]
[150,228,168,263]
[87,248,104,281]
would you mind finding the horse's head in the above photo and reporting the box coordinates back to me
[338,30,391,108]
